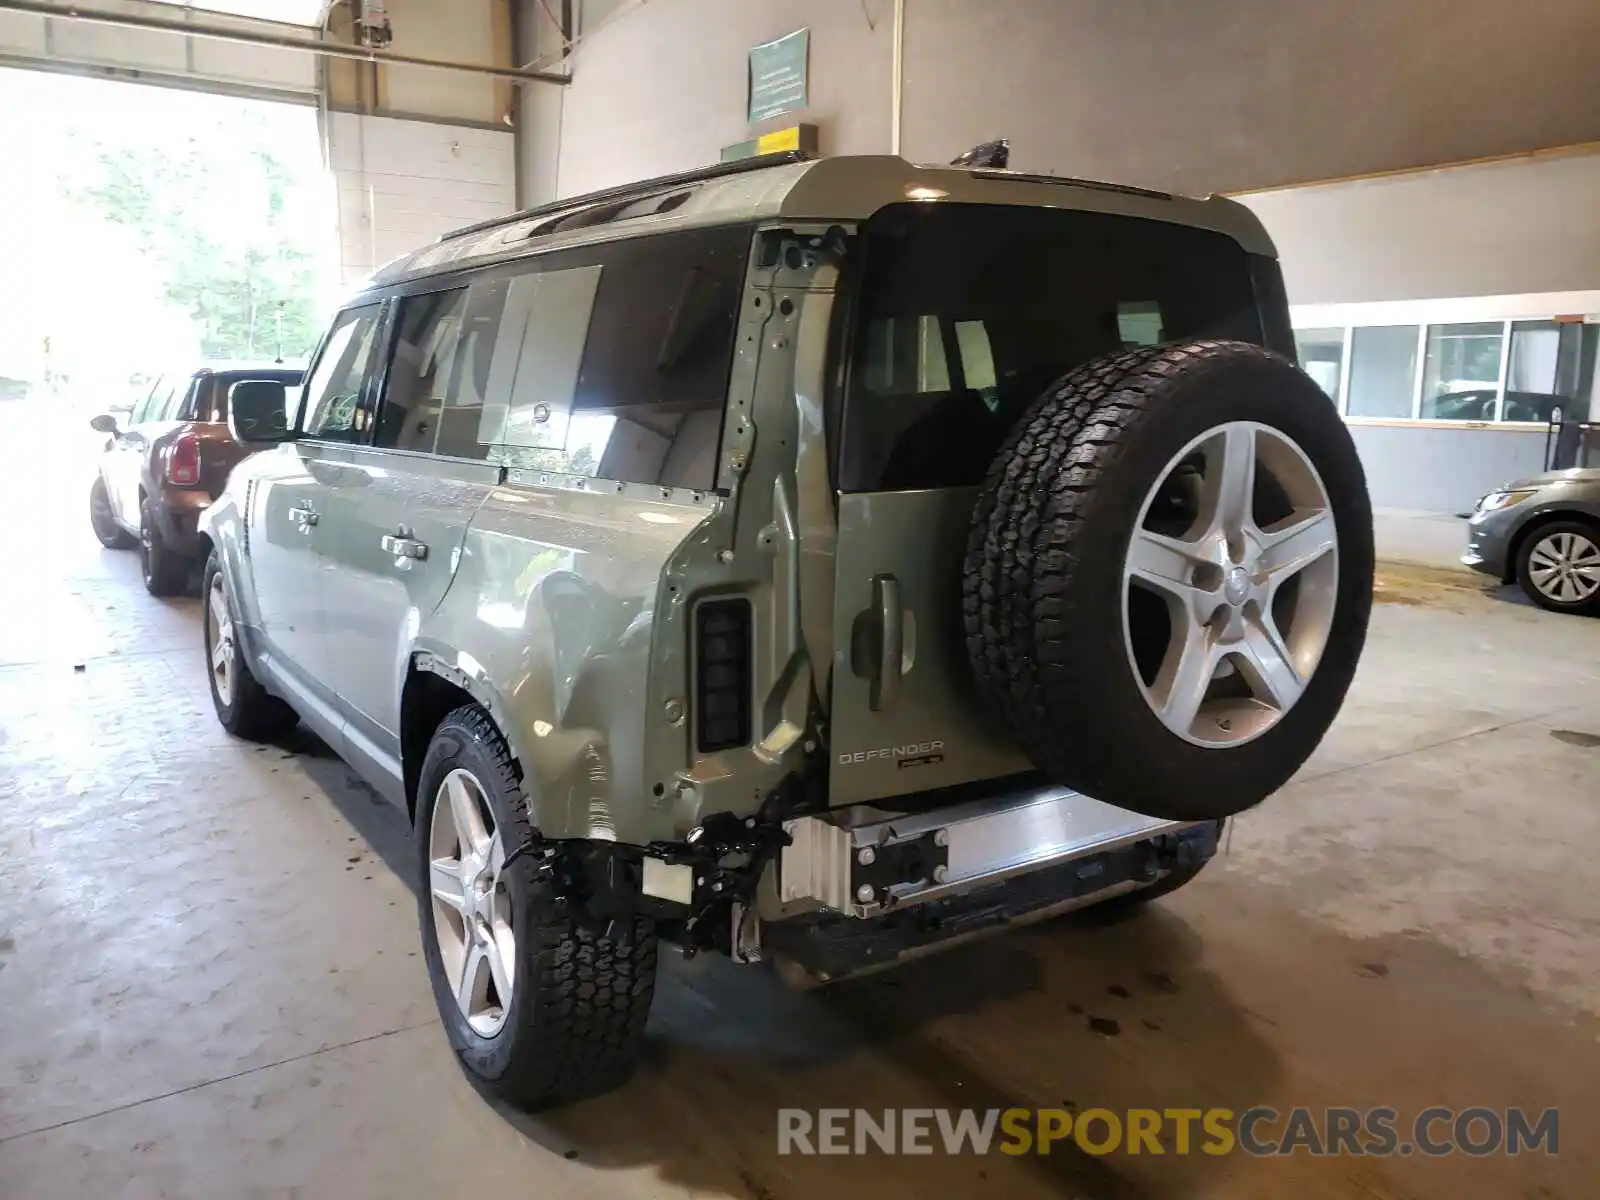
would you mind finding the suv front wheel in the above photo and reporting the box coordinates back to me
[416,705,658,1109]
[203,551,299,740]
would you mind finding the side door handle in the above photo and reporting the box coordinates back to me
[288,505,318,529]
[381,533,428,561]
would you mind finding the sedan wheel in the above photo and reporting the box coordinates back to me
[1527,530,1600,605]
[427,768,515,1038]
[1519,522,1600,614]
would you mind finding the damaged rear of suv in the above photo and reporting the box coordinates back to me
[199,152,1372,1109]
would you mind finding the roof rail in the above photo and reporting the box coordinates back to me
[443,150,816,243]
[966,167,1173,202]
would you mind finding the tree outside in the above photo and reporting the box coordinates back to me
[0,69,336,407]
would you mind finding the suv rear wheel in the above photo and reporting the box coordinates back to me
[416,705,658,1109]
[140,497,189,596]
[965,341,1373,822]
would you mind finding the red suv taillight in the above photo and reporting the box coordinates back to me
[167,433,201,486]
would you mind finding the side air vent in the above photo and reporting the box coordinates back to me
[695,598,752,754]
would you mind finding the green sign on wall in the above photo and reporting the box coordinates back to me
[748,28,809,124]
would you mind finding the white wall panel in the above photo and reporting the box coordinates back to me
[327,111,516,287]
[0,12,48,54]
[0,0,316,98]
[1238,150,1600,307]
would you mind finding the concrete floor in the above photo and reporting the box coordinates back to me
[2,397,1598,1199]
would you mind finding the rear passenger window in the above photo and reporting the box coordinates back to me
[160,378,197,421]
[470,225,750,490]
[377,288,484,458]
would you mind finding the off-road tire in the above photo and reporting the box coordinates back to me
[141,497,190,597]
[203,551,299,740]
[1515,519,1600,616]
[89,477,136,549]
[416,706,658,1109]
[964,340,1373,822]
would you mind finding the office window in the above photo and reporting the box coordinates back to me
[1294,327,1344,401]
[1420,322,1504,420]
[1506,320,1599,423]
[1346,326,1419,419]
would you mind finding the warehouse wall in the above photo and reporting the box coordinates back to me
[534,0,1600,199]
[1237,150,1600,307]
[552,0,892,197]
[514,0,567,207]
[325,0,515,127]
[1238,152,1600,513]
[327,112,515,286]
[1348,427,1549,513]
[902,0,1600,195]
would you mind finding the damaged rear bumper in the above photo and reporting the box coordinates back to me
[764,786,1221,979]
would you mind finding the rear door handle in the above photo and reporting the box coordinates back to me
[871,574,903,712]
[288,505,318,528]
[382,533,428,561]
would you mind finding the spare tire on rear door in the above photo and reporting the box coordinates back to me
[963,340,1373,822]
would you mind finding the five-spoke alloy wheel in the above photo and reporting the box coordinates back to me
[1124,420,1338,747]
[427,768,516,1038]
[964,340,1374,822]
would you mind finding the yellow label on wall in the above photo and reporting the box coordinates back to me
[756,127,802,155]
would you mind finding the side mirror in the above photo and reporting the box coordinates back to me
[89,413,119,434]
[227,380,293,444]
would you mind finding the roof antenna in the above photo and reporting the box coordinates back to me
[950,138,1010,169]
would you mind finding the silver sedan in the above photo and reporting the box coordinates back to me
[1464,467,1600,614]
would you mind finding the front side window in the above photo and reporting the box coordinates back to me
[303,306,383,440]
[1420,322,1503,421]
[839,204,1264,492]
[129,377,166,426]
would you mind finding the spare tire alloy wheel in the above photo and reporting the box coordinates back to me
[1125,421,1337,747]
[428,768,515,1038]
[964,341,1373,823]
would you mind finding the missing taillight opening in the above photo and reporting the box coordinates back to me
[695,598,752,753]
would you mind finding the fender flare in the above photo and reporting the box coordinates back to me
[408,647,545,832]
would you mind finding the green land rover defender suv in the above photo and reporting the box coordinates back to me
[198,152,1373,1108]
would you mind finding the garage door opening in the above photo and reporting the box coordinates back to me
[0,67,336,416]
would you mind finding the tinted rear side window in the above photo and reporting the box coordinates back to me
[386,225,750,490]
[837,203,1265,493]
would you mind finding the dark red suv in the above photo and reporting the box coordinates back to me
[88,365,303,594]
